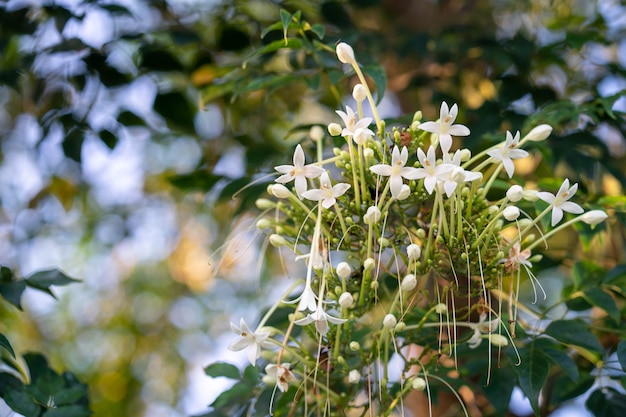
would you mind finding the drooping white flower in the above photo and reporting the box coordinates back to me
[369,146,420,199]
[501,242,532,270]
[523,124,552,142]
[466,314,501,349]
[407,243,421,261]
[537,178,584,226]
[487,131,529,178]
[336,105,374,141]
[275,144,324,199]
[412,146,453,195]
[265,363,297,392]
[302,172,351,209]
[418,102,470,154]
[401,274,417,292]
[295,299,347,335]
[228,318,272,365]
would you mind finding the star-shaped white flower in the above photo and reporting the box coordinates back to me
[487,131,529,178]
[412,146,453,195]
[336,105,374,142]
[537,178,584,226]
[275,144,324,199]
[369,146,420,199]
[294,298,347,335]
[302,172,350,209]
[439,150,482,197]
[228,318,272,365]
[265,363,298,392]
[418,102,470,154]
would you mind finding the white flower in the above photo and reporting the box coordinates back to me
[503,206,520,221]
[501,242,532,270]
[487,131,529,178]
[336,105,374,140]
[295,301,347,335]
[363,205,381,225]
[336,262,352,279]
[439,150,481,197]
[418,102,470,154]
[352,84,367,102]
[336,42,356,64]
[580,210,608,225]
[401,274,417,292]
[467,314,501,349]
[339,292,354,309]
[407,243,421,261]
[348,369,361,384]
[369,146,420,198]
[383,314,397,329]
[302,172,351,209]
[265,363,297,392]
[275,144,324,199]
[537,178,584,226]
[228,318,272,365]
[297,280,318,312]
[412,146,452,195]
[353,127,373,145]
[506,185,524,202]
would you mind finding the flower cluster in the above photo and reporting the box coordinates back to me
[226,42,607,413]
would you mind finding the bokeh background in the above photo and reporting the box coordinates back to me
[1,0,625,416]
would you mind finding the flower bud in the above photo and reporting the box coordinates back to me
[434,303,448,314]
[256,218,271,229]
[310,125,325,142]
[339,292,354,309]
[348,369,361,384]
[364,206,381,225]
[328,122,342,136]
[336,262,352,279]
[262,374,276,386]
[352,84,367,102]
[523,124,552,142]
[256,198,276,210]
[270,184,291,199]
[269,234,289,247]
[459,148,472,161]
[503,206,520,221]
[397,184,411,200]
[407,243,421,261]
[363,147,374,159]
[377,237,390,247]
[488,205,499,215]
[354,128,372,145]
[394,321,406,332]
[336,42,356,64]
[523,189,539,202]
[506,185,524,202]
[412,377,426,391]
[349,341,361,351]
[401,274,417,292]
[580,210,608,225]
[518,218,533,228]
[383,314,397,329]
[488,334,509,347]
[412,110,423,122]
[364,258,375,271]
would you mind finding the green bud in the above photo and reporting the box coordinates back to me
[349,341,361,351]
[256,219,271,229]
[269,234,289,247]
[256,198,276,210]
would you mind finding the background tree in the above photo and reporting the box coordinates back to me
[0,0,624,416]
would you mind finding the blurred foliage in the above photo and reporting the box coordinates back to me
[0,0,625,416]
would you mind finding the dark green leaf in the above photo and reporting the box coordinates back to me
[583,287,620,323]
[42,405,91,417]
[168,172,222,192]
[62,128,84,162]
[242,365,260,384]
[243,39,303,67]
[53,384,88,406]
[139,45,184,72]
[98,129,118,149]
[481,365,516,416]
[26,269,80,290]
[153,92,196,132]
[117,110,145,126]
[0,372,24,394]
[0,332,16,358]
[204,362,240,380]
[279,9,292,44]
[210,383,254,410]
[362,63,387,104]
[586,388,626,417]
[309,23,325,39]
[617,340,626,372]
[513,344,550,416]
[534,338,579,382]
[604,263,626,285]
[4,389,40,417]
[0,279,26,310]
[545,319,604,353]
[260,21,284,39]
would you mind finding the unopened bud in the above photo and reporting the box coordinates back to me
[503,206,520,221]
[363,148,374,159]
[364,258,375,271]
[348,369,361,384]
[269,234,289,247]
[328,122,342,136]
[352,84,367,102]
[488,334,509,347]
[336,42,356,64]
[401,274,417,291]
[523,189,539,202]
[364,206,381,225]
[378,237,390,247]
[354,128,372,145]
[336,262,352,279]
[407,243,421,261]
[339,292,354,309]
[397,184,411,200]
[412,377,426,391]
[506,185,524,202]
[395,321,406,332]
[459,148,472,161]
[270,184,291,199]
[256,219,271,229]
[412,111,423,122]
[310,125,325,142]
[256,198,276,210]
[349,341,361,351]
[383,314,397,329]
[434,303,448,314]
[580,210,608,225]
[523,124,552,142]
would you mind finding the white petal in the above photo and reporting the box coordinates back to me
[424,176,437,194]
[228,337,250,352]
[440,101,450,121]
[274,164,294,175]
[301,189,325,202]
[502,158,515,178]
[303,165,325,178]
[537,191,555,204]
[322,197,337,209]
[551,207,564,226]
[448,124,470,136]
[294,315,315,326]
[370,164,393,176]
[332,183,351,197]
[293,144,305,167]
[560,201,584,214]
[390,175,403,198]
[438,134,452,154]
[246,342,259,365]
[417,121,439,133]
[294,176,307,199]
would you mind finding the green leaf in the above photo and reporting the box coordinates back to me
[260,21,284,39]
[0,332,16,358]
[603,263,626,285]
[309,23,325,39]
[204,362,240,380]
[513,344,550,416]
[545,319,604,353]
[4,388,40,417]
[168,172,223,191]
[279,9,292,44]
[42,405,91,417]
[617,340,626,372]
[210,383,254,410]
[243,38,303,68]
[582,287,620,323]
[26,269,80,289]
[62,128,84,162]
[0,278,26,310]
[53,384,88,406]
[242,365,260,384]
[153,92,196,132]
[362,63,387,104]
[534,338,578,382]
[586,388,626,417]
[98,129,117,149]
[481,365,516,416]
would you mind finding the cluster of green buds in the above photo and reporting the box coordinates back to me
[230,42,608,414]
